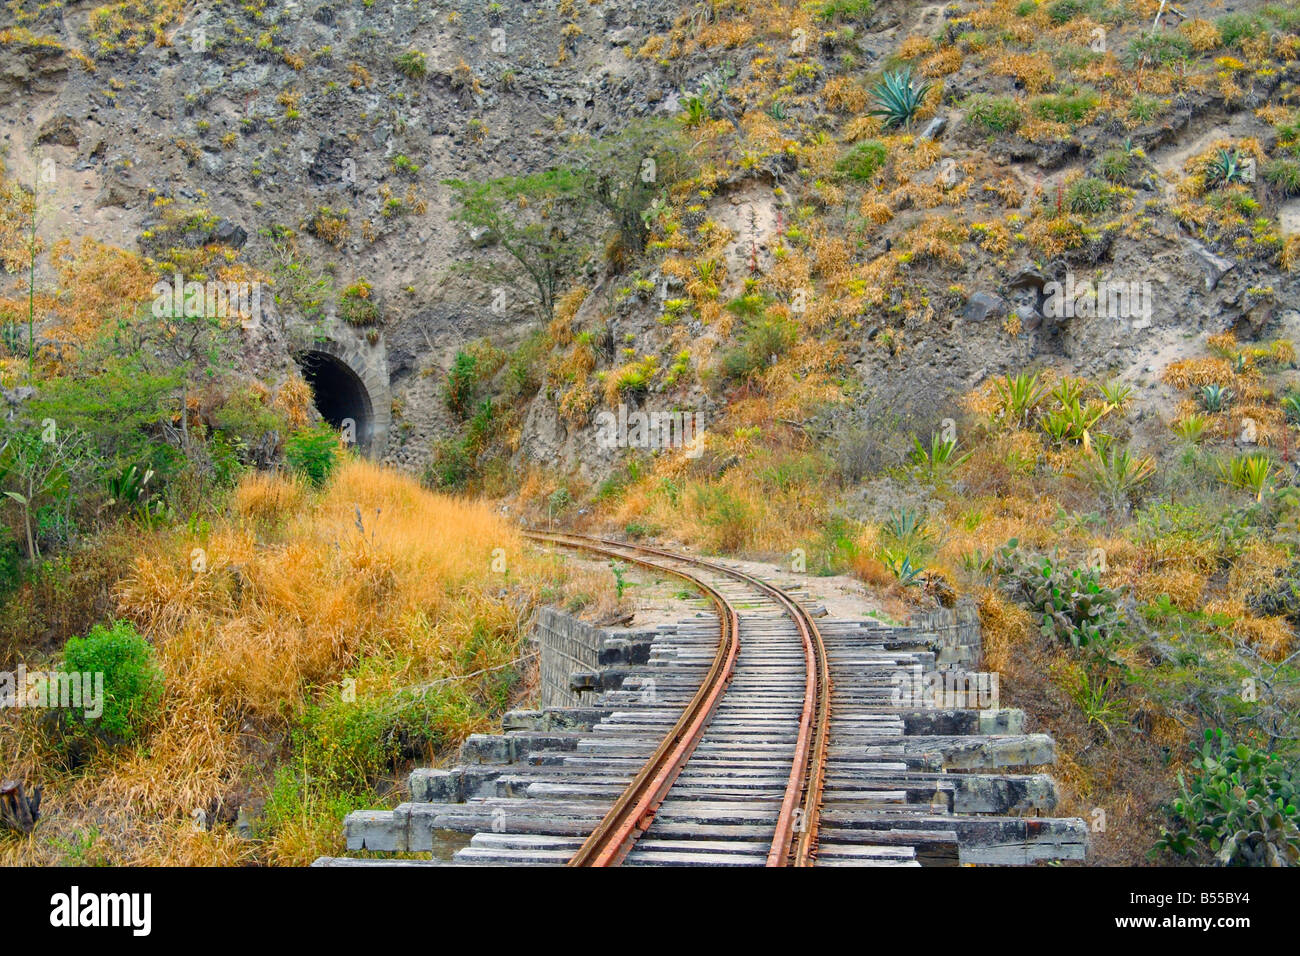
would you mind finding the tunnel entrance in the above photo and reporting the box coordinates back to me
[297,350,375,451]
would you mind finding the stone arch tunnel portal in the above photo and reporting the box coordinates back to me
[297,349,375,452]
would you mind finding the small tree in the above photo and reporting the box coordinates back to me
[567,118,694,258]
[0,422,95,560]
[444,168,593,316]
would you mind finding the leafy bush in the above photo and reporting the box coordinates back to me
[693,485,753,551]
[997,545,1126,648]
[0,528,20,597]
[1155,730,1299,866]
[60,620,163,745]
[717,314,797,383]
[424,436,475,491]
[836,140,888,182]
[293,691,453,793]
[285,423,340,487]
[1046,0,1093,24]
[1215,13,1264,48]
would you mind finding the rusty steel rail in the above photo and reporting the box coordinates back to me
[523,530,831,867]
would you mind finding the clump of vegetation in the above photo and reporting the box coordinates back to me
[338,279,380,327]
[997,545,1126,649]
[1065,177,1114,214]
[835,140,888,183]
[59,619,163,746]
[284,423,340,487]
[867,68,932,130]
[1155,730,1299,866]
[818,0,873,22]
[445,349,480,419]
[716,311,797,384]
[965,95,1022,133]
[393,49,427,79]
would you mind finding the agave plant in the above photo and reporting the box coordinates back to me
[1040,396,1107,448]
[880,547,925,586]
[1282,394,1300,425]
[1204,147,1250,189]
[1219,453,1275,501]
[1200,383,1234,413]
[1096,379,1133,409]
[1171,413,1209,444]
[867,67,933,129]
[1077,444,1157,512]
[910,432,971,480]
[992,372,1046,428]
[882,507,931,554]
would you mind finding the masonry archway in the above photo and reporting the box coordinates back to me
[293,339,390,456]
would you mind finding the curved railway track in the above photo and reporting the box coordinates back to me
[329,533,1091,868]
[523,531,831,868]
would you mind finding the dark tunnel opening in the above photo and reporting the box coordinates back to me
[297,350,375,451]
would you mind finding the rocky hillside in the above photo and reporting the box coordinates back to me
[3,0,691,468]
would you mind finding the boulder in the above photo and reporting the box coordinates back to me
[962,292,1007,323]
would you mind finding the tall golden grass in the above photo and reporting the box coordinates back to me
[1,460,606,865]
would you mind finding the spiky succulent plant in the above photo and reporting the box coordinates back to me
[867,67,932,129]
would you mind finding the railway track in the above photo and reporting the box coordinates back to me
[326,533,1089,868]
[522,531,830,867]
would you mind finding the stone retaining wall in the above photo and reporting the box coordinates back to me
[534,606,657,709]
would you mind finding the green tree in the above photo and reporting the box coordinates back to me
[566,118,694,258]
[0,421,96,560]
[444,168,592,316]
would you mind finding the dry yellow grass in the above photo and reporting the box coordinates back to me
[2,461,605,865]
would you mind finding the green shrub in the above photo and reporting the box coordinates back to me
[718,314,798,383]
[424,436,475,491]
[0,528,18,597]
[1264,158,1300,196]
[1066,176,1114,213]
[693,485,753,551]
[285,423,340,487]
[1030,88,1099,126]
[836,140,889,182]
[965,95,1023,133]
[393,49,428,79]
[445,350,479,419]
[997,544,1126,648]
[61,620,163,745]
[1216,13,1264,48]
[1099,147,1139,185]
[1126,31,1192,66]
[1046,0,1091,25]
[293,690,455,792]
[338,280,380,327]
[1155,730,1300,866]
[817,0,873,22]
